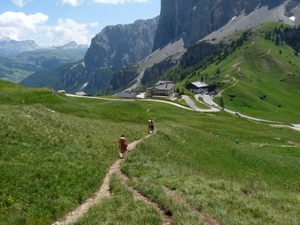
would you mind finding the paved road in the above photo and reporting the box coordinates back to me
[194,94,280,123]
[66,93,300,130]
[182,95,219,112]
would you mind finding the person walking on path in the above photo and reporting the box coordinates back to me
[148,119,154,133]
[119,134,127,159]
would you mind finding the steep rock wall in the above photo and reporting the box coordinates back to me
[153,0,286,51]
[84,16,159,71]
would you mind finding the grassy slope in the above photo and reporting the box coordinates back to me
[179,22,300,124]
[0,81,147,224]
[1,23,300,225]
[1,78,299,224]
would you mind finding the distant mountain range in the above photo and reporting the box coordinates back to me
[0,39,88,83]
[0,37,88,56]
[0,37,39,56]
[18,0,300,94]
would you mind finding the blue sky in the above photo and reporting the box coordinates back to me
[0,0,160,47]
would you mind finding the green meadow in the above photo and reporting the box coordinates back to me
[178,22,300,124]
[1,77,300,225]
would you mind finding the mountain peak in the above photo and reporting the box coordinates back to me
[61,41,78,49]
[0,38,39,56]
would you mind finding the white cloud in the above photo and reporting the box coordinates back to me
[59,0,84,6]
[93,0,150,4]
[90,22,99,27]
[11,0,32,7]
[0,11,90,46]
[44,18,90,46]
[58,0,150,6]
[0,11,48,40]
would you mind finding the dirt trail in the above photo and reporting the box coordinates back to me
[53,131,173,225]
[53,130,219,225]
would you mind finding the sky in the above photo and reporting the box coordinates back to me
[0,0,160,47]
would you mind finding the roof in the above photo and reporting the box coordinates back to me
[191,81,209,88]
[115,91,138,98]
[154,81,174,91]
[155,80,172,86]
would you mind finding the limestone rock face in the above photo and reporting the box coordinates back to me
[84,17,159,71]
[153,0,288,51]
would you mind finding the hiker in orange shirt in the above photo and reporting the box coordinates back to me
[119,134,127,159]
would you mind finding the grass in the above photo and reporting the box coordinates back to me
[74,174,163,225]
[0,82,148,224]
[1,79,300,224]
[122,120,300,224]
[177,22,300,124]
[1,22,300,224]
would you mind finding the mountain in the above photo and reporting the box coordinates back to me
[21,17,160,94]
[116,0,300,91]
[0,37,39,56]
[20,0,300,94]
[153,0,300,51]
[0,41,88,83]
[84,16,159,71]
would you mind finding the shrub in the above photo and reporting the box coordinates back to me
[229,93,236,98]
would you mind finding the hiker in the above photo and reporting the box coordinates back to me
[119,134,127,159]
[148,119,154,133]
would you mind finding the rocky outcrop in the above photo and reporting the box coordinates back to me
[152,0,288,51]
[84,17,159,71]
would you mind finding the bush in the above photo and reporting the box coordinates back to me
[229,93,236,98]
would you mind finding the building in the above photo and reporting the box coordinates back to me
[186,81,209,94]
[75,91,86,96]
[146,81,174,98]
[115,91,138,99]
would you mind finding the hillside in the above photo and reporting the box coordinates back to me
[1,79,300,224]
[171,22,300,124]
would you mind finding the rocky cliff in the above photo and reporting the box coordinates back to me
[124,0,300,91]
[84,16,159,71]
[152,0,294,51]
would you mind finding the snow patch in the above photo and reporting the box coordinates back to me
[289,16,296,21]
[78,82,88,92]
